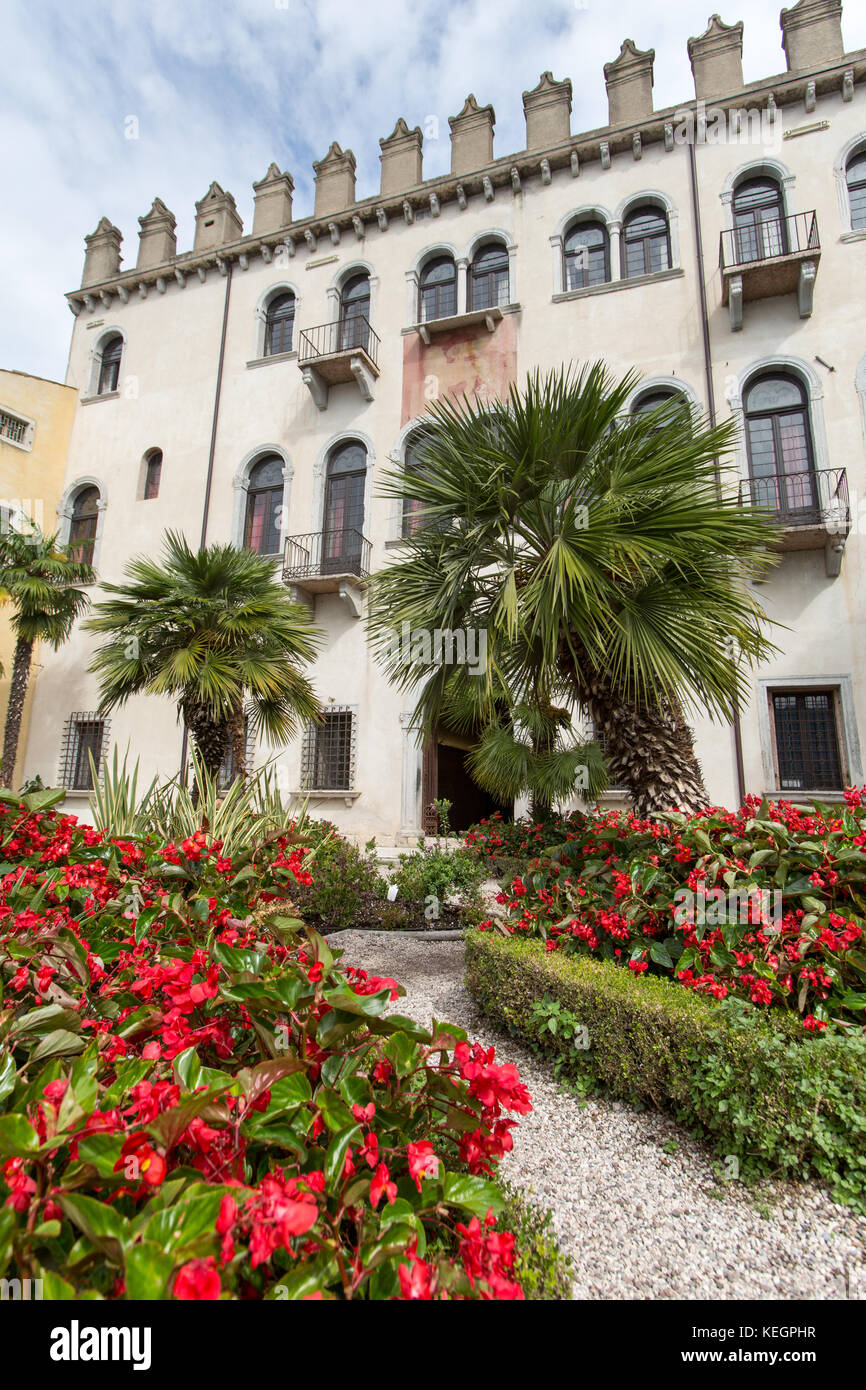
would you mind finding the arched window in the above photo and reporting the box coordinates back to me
[243,455,284,556]
[564,222,609,290]
[402,432,432,537]
[632,388,682,416]
[744,373,816,520]
[846,150,866,230]
[339,273,371,351]
[623,206,671,278]
[144,449,162,500]
[97,335,123,395]
[469,242,509,310]
[68,487,100,566]
[418,256,457,323]
[732,177,786,262]
[264,292,295,356]
[324,441,367,575]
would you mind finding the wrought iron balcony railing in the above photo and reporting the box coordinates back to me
[298,317,380,369]
[720,211,820,271]
[739,466,849,536]
[283,528,372,584]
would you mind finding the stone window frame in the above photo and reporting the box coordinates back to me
[57,476,107,577]
[551,205,615,296]
[724,355,830,492]
[623,374,701,418]
[249,280,301,364]
[231,445,293,560]
[464,227,518,312]
[719,156,796,238]
[326,261,379,335]
[833,131,866,239]
[0,403,36,452]
[405,242,461,325]
[614,189,681,279]
[757,674,861,800]
[84,326,126,401]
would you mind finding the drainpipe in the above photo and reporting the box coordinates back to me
[179,259,234,779]
[687,138,746,807]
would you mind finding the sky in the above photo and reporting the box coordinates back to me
[1,0,864,382]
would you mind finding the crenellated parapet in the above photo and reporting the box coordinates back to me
[67,8,865,310]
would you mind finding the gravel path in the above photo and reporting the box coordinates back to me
[332,931,866,1301]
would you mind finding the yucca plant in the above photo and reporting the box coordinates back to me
[88,744,157,837]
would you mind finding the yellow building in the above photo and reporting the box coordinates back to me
[0,369,76,784]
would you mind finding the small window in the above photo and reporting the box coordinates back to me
[770,689,843,791]
[264,292,295,356]
[97,336,123,395]
[419,256,457,323]
[0,408,31,448]
[623,206,671,279]
[244,455,284,556]
[59,713,108,790]
[302,707,355,790]
[563,222,609,291]
[846,150,866,230]
[68,486,100,566]
[144,450,162,499]
[469,242,509,311]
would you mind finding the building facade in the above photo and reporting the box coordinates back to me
[18,0,866,836]
[0,369,76,786]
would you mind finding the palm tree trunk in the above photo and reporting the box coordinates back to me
[228,704,247,784]
[1,636,33,788]
[180,696,228,780]
[561,646,709,816]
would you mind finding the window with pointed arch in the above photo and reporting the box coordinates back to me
[418,256,457,323]
[243,455,284,556]
[563,221,609,290]
[743,372,817,521]
[68,486,100,566]
[469,241,509,310]
[846,149,866,230]
[623,205,671,278]
[97,336,123,395]
[264,291,295,356]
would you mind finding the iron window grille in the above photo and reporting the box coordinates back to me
[0,409,28,445]
[59,713,110,790]
[301,707,356,791]
[770,689,843,791]
[217,711,255,790]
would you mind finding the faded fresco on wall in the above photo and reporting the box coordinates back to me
[401,314,518,426]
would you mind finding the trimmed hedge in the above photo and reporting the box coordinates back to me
[465,931,866,1208]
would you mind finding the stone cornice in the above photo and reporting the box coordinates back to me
[66,47,866,310]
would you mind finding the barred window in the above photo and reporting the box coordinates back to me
[217,712,255,790]
[302,707,356,790]
[59,713,109,790]
[0,409,29,446]
[771,689,843,791]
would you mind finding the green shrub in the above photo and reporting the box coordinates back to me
[393,845,483,909]
[499,1183,573,1300]
[290,837,386,931]
[465,931,866,1208]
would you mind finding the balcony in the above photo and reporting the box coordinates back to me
[414,305,503,344]
[739,467,849,576]
[282,528,371,617]
[297,318,380,409]
[720,212,820,330]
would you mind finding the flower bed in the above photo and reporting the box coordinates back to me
[482,794,866,1032]
[465,931,866,1207]
[0,790,532,1300]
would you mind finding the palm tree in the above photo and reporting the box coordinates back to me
[367,364,779,816]
[85,531,322,779]
[0,527,93,788]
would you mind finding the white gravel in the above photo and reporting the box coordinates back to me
[332,931,866,1301]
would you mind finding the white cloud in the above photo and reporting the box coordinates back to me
[0,0,862,380]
